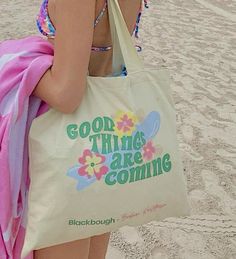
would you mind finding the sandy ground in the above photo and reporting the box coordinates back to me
[0,0,236,258]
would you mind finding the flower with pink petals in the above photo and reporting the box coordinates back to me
[78,149,108,180]
[142,141,156,160]
[114,111,138,137]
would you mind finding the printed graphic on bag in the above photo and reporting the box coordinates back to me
[66,111,172,191]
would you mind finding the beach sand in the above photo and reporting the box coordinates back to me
[0,0,236,258]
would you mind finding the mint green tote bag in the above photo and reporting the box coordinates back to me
[21,0,191,257]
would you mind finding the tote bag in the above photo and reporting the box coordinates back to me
[21,0,191,257]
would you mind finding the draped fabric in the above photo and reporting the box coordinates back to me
[0,35,54,259]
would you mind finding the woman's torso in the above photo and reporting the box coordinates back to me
[40,0,143,76]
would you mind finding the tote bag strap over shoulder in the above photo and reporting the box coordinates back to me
[108,0,144,75]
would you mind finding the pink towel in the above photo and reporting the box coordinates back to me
[0,35,54,259]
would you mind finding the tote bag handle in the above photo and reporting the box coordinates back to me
[107,0,144,75]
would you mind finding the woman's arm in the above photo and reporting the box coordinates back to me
[33,0,96,114]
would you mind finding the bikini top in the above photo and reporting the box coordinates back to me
[36,0,149,52]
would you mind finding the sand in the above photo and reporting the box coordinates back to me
[0,0,236,258]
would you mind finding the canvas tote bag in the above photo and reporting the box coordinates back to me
[21,0,191,257]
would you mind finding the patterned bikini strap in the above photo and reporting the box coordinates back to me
[134,0,149,38]
[95,0,149,32]
[92,0,149,52]
[94,0,108,27]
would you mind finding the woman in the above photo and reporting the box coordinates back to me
[32,0,147,258]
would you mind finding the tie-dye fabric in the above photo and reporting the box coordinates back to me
[0,35,54,259]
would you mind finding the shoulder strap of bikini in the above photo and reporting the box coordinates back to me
[94,0,108,27]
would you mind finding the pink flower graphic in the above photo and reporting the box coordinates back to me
[114,111,138,137]
[142,141,156,160]
[78,149,108,180]
[117,114,134,132]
